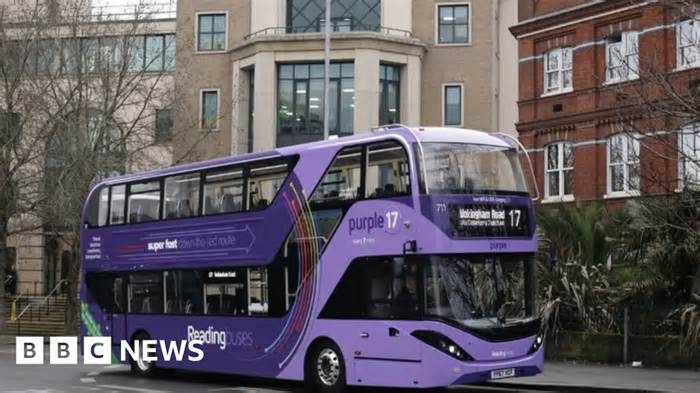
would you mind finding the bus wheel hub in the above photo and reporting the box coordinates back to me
[316,348,340,386]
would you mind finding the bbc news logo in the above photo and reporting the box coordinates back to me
[16,336,204,365]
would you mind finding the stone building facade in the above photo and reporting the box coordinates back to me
[172,0,520,160]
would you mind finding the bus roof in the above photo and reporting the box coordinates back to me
[96,127,512,186]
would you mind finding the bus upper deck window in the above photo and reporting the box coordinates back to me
[128,181,161,224]
[110,185,126,225]
[248,161,288,210]
[97,188,108,226]
[204,168,244,215]
[366,141,410,198]
[85,187,108,228]
[164,173,200,219]
[311,146,362,205]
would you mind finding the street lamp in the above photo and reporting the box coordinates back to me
[323,0,331,140]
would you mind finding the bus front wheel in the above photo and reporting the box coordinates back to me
[130,331,157,378]
[306,340,346,393]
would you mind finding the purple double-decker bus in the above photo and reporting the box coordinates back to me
[80,126,542,391]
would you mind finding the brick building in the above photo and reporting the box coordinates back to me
[511,0,700,205]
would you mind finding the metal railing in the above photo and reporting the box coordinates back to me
[91,0,176,21]
[244,25,414,41]
[15,280,69,336]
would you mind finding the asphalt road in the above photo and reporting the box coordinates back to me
[0,346,646,393]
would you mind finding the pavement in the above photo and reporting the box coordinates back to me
[0,338,697,393]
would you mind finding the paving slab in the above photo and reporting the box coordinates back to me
[497,361,700,393]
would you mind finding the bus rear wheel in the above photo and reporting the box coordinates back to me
[306,340,346,393]
[130,331,156,378]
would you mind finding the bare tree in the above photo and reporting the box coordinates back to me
[0,0,209,333]
[606,0,700,347]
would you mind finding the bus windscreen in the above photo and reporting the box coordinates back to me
[419,143,528,195]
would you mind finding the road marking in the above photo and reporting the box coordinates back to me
[80,377,96,384]
[71,386,102,391]
[87,371,100,377]
[97,384,169,393]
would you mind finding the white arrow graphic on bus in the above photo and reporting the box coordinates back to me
[229,224,256,253]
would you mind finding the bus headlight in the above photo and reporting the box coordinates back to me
[411,330,473,361]
[528,335,543,354]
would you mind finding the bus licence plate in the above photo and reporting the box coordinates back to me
[490,368,515,380]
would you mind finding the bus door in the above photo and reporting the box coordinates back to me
[105,276,127,350]
[351,257,422,385]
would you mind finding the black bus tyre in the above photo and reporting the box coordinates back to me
[130,331,157,377]
[306,340,347,393]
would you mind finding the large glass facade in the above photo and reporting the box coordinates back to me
[277,63,354,147]
[287,0,381,33]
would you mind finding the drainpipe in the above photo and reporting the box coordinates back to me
[493,0,501,132]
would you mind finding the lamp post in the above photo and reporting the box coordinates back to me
[323,0,332,140]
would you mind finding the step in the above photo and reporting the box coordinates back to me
[6,321,67,336]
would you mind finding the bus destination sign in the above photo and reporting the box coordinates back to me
[449,204,529,237]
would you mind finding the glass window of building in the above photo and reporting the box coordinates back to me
[126,36,145,72]
[127,181,161,224]
[366,141,410,198]
[164,34,176,71]
[545,142,574,199]
[155,108,173,142]
[437,4,470,44]
[81,38,99,74]
[277,63,354,147]
[443,84,463,126]
[198,13,227,51]
[204,167,244,215]
[62,39,81,75]
[606,31,639,82]
[544,47,573,94]
[379,64,400,125]
[679,123,700,190]
[607,133,640,194]
[163,173,200,219]
[678,16,700,69]
[287,0,380,33]
[145,35,164,72]
[201,90,219,129]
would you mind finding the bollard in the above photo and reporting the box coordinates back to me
[623,306,629,364]
[10,301,16,321]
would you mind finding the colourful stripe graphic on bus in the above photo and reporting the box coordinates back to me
[81,301,118,363]
[264,181,320,369]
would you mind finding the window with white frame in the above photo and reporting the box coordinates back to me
[677,16,700,69]
[607,133,640,195]
[606,31,639,82]
[545,142,574,199]
[544,47,573,94]
[679,123,700,190]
